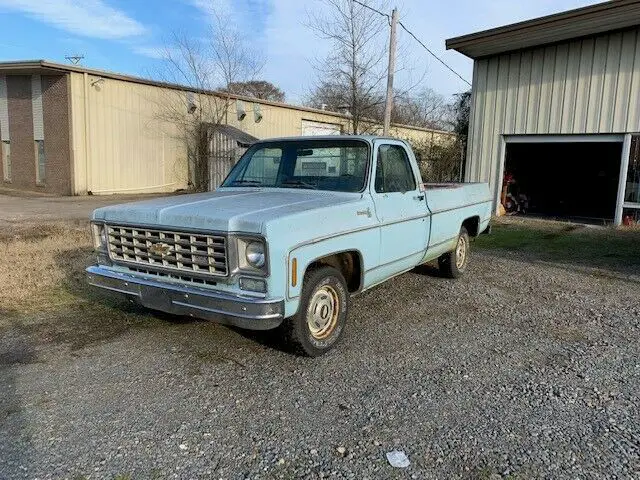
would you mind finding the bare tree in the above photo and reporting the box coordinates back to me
[393,88,451,130]
[223,80,286,102]
[306,0,389,134]
[155,9,264,190]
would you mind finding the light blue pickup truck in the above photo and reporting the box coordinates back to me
[87,136,491,355]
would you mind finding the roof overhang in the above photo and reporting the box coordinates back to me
[446,0,640,59]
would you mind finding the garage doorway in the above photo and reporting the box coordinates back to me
[503,139,623,223]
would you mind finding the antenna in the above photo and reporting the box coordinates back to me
[65,54,85,65]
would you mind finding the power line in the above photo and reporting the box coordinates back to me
[351,0,389,19]
[348,0,472,87]
[398,22,472,87]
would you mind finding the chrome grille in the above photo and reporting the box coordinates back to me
[106,225,228,277]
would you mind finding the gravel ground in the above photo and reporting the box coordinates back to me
[1,236,640,478]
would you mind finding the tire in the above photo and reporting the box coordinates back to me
[438,226,470,279]
[281,266,349,357]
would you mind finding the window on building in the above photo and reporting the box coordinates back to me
[2,141,10,182]
[375,144,417,193]
[35,140,45,184]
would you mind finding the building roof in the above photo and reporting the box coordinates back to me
[208,124,259,147]
[0,59,451,135]
[446,0,640,59]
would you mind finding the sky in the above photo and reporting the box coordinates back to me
[0,0,599,104]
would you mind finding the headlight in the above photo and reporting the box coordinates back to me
[245,241,265,268]
[236,237,267,273]
[91,223,108,251]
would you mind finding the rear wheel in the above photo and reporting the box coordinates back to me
[281,266,348,357]
[438,226,470,279]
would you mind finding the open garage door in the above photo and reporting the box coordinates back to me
[503,140,623,223]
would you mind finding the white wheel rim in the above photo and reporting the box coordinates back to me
[455,235,467,270]
[307,285,339,340]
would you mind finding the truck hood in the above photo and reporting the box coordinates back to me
[92,189,361,233]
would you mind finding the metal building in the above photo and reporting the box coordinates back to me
[0,60,452,196]
[447,0,640,225]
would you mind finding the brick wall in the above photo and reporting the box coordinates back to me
[4,74,72,195]
[42,75,71,194]
[6,75,34,191]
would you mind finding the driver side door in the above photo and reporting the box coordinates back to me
[370,141,430,274]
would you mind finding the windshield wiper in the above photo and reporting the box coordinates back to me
[280,180,318,190]
[230,179,263,186]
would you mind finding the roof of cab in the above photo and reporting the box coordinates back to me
[252,135,405,144]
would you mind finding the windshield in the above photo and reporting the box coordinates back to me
[221,139,370,193]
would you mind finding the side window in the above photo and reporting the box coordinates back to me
[375,144,416,193]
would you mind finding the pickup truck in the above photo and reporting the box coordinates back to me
[87,136,491,356]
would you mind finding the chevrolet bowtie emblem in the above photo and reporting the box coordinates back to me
[149,242,173,256]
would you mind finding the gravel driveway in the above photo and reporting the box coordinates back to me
[1,225,639,479]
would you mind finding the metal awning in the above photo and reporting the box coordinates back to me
[208,124,259,147]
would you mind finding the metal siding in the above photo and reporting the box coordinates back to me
[31,75,44,140]
[470,59,488,181]
[503,53,520,134]
[586,36,609,132]
[625,31,640,131]
[574,38,595,133]
[526,49,544,133]
[561,41,582,133]
[464,61,480,181]
[481,57,499,182]
[537,46,556,133]
[465,27,640,205]
[490,55,509,186]
[549,44,568,133]
[600,32,623,132]
[613,30,637,131]
[515,50,532,133]
[0,76,8,141]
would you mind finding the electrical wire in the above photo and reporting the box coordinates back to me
[398,21,472,87]
[349,0,472,87]
[351,0,389,19]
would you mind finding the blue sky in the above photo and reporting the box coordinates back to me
[0,0,597,104]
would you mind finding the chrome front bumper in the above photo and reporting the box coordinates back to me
[86,266,284,330]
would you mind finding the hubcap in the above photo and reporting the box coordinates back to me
[455,235,467,270]
[307,285,340,340]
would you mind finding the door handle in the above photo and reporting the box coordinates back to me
[414,195,425,201]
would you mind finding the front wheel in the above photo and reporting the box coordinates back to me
[281,266,348,357]
[438,226,470,279]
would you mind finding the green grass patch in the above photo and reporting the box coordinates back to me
[475,221,640,267]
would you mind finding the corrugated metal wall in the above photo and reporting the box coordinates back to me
[69,72,454,195]
[69,72,188,195]
[467,27,640,196]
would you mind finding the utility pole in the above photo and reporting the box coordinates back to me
[383,7,398,136]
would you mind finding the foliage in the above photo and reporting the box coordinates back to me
[392,88,451,130]
[224,80,285,102]
[451,90,471,162]
[410,137,463,183]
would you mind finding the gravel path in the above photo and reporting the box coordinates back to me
[1,251,639,479]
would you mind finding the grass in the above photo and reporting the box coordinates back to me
[0,221,165,353]
[475,218,640,269]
